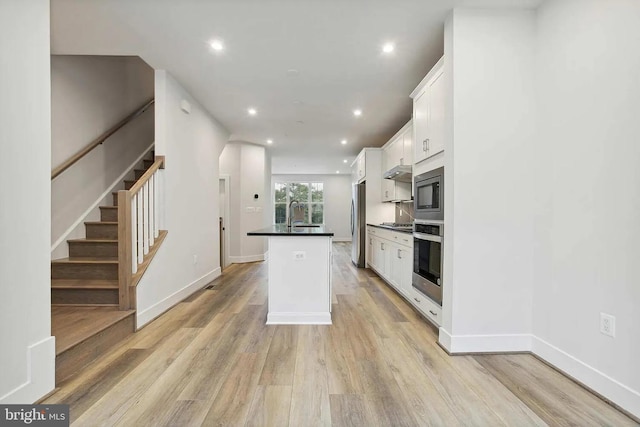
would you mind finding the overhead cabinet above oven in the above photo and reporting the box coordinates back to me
[411,57,445,164]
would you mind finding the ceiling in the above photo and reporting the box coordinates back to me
[51,0,541,174]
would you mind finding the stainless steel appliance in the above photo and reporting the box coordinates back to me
[351,182,366,267]
[413,220,443,305]
[414,167,443,221]
[383,165,412,182]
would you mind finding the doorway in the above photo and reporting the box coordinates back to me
[219,175,230,270]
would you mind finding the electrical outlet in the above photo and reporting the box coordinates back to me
[600,313,615,337]
[292,251,306,260]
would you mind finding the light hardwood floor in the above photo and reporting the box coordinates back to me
[44,242,637,426]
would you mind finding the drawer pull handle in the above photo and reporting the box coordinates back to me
[414,297,421,303]
[429,310,437,316]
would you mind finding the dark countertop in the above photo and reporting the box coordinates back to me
[247,225,334,236]
[367,223,413,234]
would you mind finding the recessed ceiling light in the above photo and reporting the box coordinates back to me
[266,139,273,144]
[248,108,257,116]
[382,43,395,53]
[353,109,362,117]
[343,159,348,163]
[341,139,347,145]
[210,39,224,51]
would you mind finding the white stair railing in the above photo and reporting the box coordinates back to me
[117,155,165,309]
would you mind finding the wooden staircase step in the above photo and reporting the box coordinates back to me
[85,221,118,239]
[99,206,118,222]
[51,279,119,305]
[68,239,118,258]
[124,180,136,190]
[51,257,118,280]
[51,279,118,289]
[143,159,154,168]
[134,169,147,179]
[52,306,135,382]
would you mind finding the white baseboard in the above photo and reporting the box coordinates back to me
[266,312,332,325]
[532,336,640,419]
[332,237,351,242]
[229,253,266,264]
[438,328,533,353]
[0,337,55,404]
[136,268,221,328]
[51,143,155,255]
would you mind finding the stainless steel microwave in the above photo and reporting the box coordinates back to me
[414,167,444,221]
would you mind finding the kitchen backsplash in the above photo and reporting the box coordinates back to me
[395,201,414,223]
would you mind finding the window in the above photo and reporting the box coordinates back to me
[274,182,324,225]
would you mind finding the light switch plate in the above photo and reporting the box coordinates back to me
[246,207,255,213]
[293,251,306,260]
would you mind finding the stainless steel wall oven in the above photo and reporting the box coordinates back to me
[413,220,443,306]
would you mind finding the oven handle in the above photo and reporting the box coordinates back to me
[413,232,442,243]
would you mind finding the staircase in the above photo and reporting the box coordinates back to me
[51,150,157,383]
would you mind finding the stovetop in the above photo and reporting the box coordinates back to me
[381,222,413,228]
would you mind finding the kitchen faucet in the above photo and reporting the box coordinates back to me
[287,200,300,228]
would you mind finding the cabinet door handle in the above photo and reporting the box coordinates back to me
[414,297,421,303]
[423,138,430,152]
[381,243,385,250]
[429,310,438,316]
[400,157,404,165]
[397,249,401,259]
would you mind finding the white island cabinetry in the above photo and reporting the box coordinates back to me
[248,226,333,325]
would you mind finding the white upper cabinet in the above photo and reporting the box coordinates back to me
[381,121,413,202]
[412,57,445,164]
[352,150,366,183]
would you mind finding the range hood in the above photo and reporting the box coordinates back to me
[383,165,412,182]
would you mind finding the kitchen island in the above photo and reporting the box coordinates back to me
[247,225,333,325]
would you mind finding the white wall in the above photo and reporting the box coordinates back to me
[135,70,230,327]
[51,55,154,258]
[219,142,271,263]
[533,0,640,417]
[272,174,352,241]
[0,0,55,403]
[442,9,536,352]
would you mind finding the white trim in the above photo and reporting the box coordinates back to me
[136,267,221,328]
[266,312,332,325]
[51,143,155,253]
[219,175,231,269]
[332,237,351,242]
[229,254,266,264]
[437,329,533,353]
[532,336,640,419]
[0,337,55,404]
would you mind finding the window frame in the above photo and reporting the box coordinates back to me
[273,181,324,225]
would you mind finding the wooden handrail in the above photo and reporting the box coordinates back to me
[51,98,155,180]
[117,154,166,309]
[129,156,164,194]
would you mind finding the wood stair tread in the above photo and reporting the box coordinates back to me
[84,221,118,225]
[67,238,118,243]
[52,306,135,355]
[52,279,118,289]
[99,206,118,210]
[52,257,118,264]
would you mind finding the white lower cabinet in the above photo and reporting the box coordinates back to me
[410,287,442,326]
[366,226,441,327]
